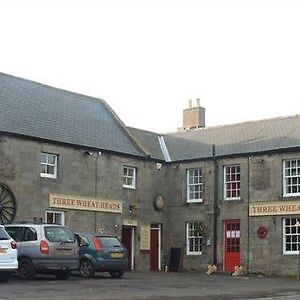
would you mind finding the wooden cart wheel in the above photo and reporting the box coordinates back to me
[0,183,17,224]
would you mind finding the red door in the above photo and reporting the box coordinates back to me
[122,227,132,270]
[224,220,240,272]
[150,227,159,271]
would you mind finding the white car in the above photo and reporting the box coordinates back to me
[0,225,18,281]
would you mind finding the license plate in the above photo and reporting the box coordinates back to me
[110,252,124,258]
[0,248,7,254]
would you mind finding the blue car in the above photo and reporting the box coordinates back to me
[75,232,128,279]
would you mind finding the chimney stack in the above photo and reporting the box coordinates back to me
[179,99,205,131]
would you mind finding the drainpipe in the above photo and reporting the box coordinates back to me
[212,144,218,265]
[247,157,250,274]
[94,153,99,232]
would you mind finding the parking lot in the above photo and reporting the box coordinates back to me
[2,272,300,300]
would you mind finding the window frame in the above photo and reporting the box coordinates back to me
[283,159,300,197]
[40,152,58,179]
[123,166,137,189]
[187,168,203,203]
[45,210,65,225]
[186,221,203,256]
[224,165,241,200]
[283,217,300,255]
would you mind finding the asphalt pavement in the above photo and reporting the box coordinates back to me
[2,271,300,300]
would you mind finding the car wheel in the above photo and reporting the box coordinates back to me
[109,270,124,279]
[80,259,95,278]
[18,258,36,280]
[56,269,71,280]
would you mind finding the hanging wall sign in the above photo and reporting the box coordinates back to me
[49,194,122,214]
[140,224,150,251]
[249,201,300,216]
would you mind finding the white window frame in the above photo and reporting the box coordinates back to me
[283,217,300,255]
[224,165,241,200]
[123,166,136,189]
[187,168,203,203]
[40,152,58,179]
[45,210,65,225]
[283,159,300,197]
[186,222,202,255]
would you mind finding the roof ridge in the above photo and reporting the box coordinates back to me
[100,100,150,158]
[127,126,162,136]
[0,72,106,105]
[169,114,300,135]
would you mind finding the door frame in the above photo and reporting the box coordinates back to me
[122,226,135,270]
[150,224,162,271]
[223,219,241,272]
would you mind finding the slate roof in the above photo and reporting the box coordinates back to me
[165,115,300,161]
[1,72,300,163]
[0,73,145,157]
[126,115,300,162]
[127,127,165,161]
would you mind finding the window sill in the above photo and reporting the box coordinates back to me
[123,185,136,190]
[224,198,241,201]
[187,200,203,204]
[40,174,57,179]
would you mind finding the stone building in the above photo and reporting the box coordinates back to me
[1,73,300,276]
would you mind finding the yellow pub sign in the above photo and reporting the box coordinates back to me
[49,194,122,214]
[249,201,300,216]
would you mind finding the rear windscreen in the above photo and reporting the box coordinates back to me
[0,227,10,240]
[99,236,122,247]
[44,226,75,243]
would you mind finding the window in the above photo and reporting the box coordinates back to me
[44,226,75,243]
[40,153,58,178]
[224,165,241,200]
[0,227,10,240]
[23,227,37,241]
[46,210,65,225]
[186,222,202,255]
[123,166,136,189]
[283,217,300,254]
[187,168,203,203]
[283,159,300,197]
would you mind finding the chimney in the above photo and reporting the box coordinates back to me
[180,99,205,131]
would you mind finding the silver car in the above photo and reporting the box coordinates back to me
[0,225,18,281]
[5,223,79,280]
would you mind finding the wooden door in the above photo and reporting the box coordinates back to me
[150,227,160,271]
[122,227,133,270]
[224,220,240,272]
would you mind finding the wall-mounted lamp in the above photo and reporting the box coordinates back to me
[83,150,93,156]
[156,162,162,171]
[129,204,141,214]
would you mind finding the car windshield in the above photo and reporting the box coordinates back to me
[99,236,122,247]
[44,226,75,243]
[0,227,10,240]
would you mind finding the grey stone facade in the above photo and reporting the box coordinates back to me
[1,73,300,276]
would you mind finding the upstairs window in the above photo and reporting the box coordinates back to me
[224,165,241,200]
[123,166,136,189]
[187,168,203,203]
[283,159,300,197]
[186,221,203,255]
[40,152,58,179]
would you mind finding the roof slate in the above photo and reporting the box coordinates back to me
[166,115,300,161]
[1,72,300,163]
[0,73,144,157]
[127,127,165,161]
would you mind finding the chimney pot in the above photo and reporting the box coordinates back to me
[189,99,192,108]
[196,98,200,107]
